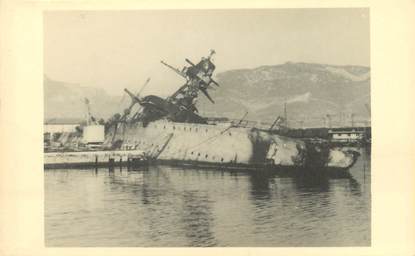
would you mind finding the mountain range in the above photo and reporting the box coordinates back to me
[44,62,370,128]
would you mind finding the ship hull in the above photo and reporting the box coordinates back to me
[105,120,359,171]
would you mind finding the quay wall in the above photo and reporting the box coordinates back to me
[44,150,146,169]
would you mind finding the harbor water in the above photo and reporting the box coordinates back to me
[45,149,370,247]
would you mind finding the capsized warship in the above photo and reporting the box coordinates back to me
[104,50,359,171]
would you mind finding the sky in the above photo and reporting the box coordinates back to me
[44,9,370,96]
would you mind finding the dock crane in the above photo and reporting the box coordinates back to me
[84,98,97,126]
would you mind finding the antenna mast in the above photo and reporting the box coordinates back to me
[284,100,288,127]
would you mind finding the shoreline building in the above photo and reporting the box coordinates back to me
[44,118,84,141]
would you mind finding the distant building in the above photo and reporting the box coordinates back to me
[328,128,365,142]
[44,118,84,140]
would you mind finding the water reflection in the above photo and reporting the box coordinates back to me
[249,171,274,200]
[181,191,216,246]
[45,152,370,247]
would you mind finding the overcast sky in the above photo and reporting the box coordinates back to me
[44,9,369,96]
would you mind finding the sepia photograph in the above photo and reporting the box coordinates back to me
[42,9,371,247]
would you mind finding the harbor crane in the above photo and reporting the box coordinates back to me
[84,98,98,126]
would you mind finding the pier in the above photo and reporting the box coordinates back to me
[44,150,147,169]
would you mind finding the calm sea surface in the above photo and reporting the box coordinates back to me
[45,149,370,247]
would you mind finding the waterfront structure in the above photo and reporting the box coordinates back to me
[328,128,366,143]
[44,118,82,141]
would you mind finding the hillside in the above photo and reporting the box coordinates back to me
[44,62,370,127]
[44,75,123,120]
[197,62,370,127]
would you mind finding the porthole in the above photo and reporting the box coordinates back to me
[205,154,208,158]
[229,132,232,136]
[221,158,224,162]
[198,153,201,156]
[191,152,194,155]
